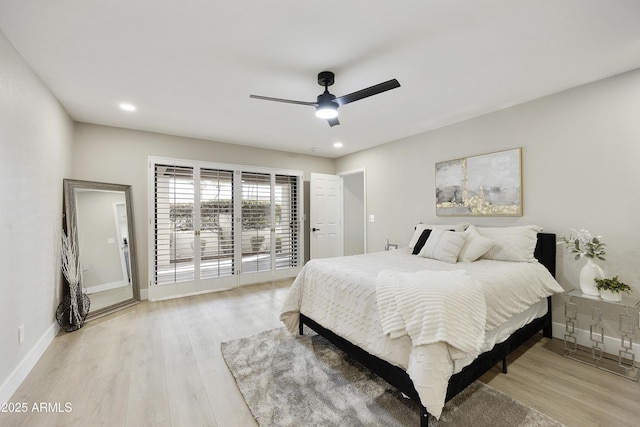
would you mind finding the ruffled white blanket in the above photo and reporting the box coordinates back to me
[376,269,487,418]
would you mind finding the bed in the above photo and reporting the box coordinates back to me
[280,225,563,426]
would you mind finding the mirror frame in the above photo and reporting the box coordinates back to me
[63,179,140,320]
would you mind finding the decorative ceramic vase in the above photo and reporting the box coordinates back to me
[600,289,622,302]
[579,258,604,296]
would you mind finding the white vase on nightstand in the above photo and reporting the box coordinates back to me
[579,258,604,296]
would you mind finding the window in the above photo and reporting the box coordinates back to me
[200,168,235,279]
[153,164,195,285]
[149,158,303,298]
[241,171,272,274]
[275,174,300,269]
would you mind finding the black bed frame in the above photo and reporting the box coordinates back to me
[298,233,556,427]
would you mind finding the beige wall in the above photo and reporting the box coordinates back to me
[336,68,640,327]
[0,30,74,401]
[342,172,365,256]
[72,124,335,293]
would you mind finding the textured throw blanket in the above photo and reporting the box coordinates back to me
[376,269,486,354]
[375,269,487,418]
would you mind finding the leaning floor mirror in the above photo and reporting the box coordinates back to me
[63,179,140,320]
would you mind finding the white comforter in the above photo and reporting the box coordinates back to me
[279,248,563,418]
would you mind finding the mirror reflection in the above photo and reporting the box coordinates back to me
[64,179,139,319]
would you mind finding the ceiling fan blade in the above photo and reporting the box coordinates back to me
[335,79,400,106]
[327,117,340,127]
[249,94,316,106]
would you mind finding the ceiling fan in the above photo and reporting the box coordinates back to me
[250,71,401,127]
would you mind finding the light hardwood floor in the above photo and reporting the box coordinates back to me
[87,285,135,312]
[1,280,638,427]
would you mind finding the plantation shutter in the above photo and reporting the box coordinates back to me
[199,168,235,279]
[153,164,195,285]
[275,174,300,269]
[240,171,273,274]
[150,157,303,298]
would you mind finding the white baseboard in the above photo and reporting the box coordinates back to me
[0,322,59,404]
[551,321,640,354]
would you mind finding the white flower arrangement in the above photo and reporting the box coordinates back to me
[60,228,80,285]
[61,226,85,326]
[558,228,606,261]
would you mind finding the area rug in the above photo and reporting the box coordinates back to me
[221,328,563,427]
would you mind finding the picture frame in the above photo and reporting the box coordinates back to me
[435,147,522,216]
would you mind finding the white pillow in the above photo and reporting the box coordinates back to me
[408,223,469,248]
[418,229,467,263]
[476,225,542,262]
[458,225,495,263]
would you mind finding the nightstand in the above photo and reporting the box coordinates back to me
[563,289,640,381]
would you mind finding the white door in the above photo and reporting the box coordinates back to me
[310,173,343,259]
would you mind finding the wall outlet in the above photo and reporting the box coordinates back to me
[18,325,24,344]
[369,214,375,223]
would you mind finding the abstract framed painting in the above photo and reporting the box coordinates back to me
[435,147,522,216]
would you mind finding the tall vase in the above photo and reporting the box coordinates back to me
[579,258,604,296]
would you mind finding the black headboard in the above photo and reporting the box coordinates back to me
[534,233,556,277]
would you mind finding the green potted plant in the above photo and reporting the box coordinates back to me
[594,276,631,302]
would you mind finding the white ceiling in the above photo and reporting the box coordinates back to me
[1,1,640,158]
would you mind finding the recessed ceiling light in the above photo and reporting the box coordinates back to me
[333,142,343,148]
[119,103,136,112]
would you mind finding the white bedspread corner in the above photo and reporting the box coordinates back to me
[279,266,306,334]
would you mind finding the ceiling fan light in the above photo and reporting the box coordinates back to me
[315,102,338,119]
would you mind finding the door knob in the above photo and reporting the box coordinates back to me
[312,227,320,231]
